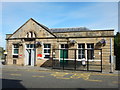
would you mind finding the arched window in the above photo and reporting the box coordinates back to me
[26,31,36,38]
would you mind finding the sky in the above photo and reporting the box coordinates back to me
[0,1,119,49]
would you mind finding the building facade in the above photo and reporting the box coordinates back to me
[6,18,114,70]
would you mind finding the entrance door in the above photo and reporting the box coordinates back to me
[25,44,35,66]
[60,44,68,66]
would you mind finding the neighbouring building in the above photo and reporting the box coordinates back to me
[6,18,114,71]
[0,47,4,60]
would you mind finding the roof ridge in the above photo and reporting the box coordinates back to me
[50,27,87,29]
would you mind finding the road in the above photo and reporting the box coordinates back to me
[1,68,119,89]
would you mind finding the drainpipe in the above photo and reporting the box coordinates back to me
[110,38,114,73]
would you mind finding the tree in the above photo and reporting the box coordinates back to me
[114,32,120,70]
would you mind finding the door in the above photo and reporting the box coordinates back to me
[60,44,68,66]
[25,44,35,66]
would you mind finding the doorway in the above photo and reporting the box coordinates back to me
[60,44,68,66]
[25,44,35,66]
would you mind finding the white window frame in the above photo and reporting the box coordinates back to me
[78,43,85,60]
[87,43,94,61]
[43,44,51,59]
[12,44,19,55]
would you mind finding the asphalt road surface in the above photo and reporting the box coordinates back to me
[1,68,119,89]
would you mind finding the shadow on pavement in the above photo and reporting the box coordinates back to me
[2,79,26,89]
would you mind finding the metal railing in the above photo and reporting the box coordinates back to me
[52,49,102,72]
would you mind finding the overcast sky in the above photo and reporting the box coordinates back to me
[0,1,118,49]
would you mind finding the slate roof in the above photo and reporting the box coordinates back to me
[50,27,90,33]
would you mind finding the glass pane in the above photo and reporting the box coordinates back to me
[48,49,50,53]
[44,44,51,48]
[87,44,94,49]
[82,55,85,58]
[44,44,47,48]
[26,44,29,48]
[78,44,85,48]
[78,55,82,59]
[78,44,81,48]
[91,44,94,48]
[82,50,85,54]
[87,44,90,48]
[30,44,33,48]
[14,49,18,54]
[65,44,68,48]
[44,49,47,53]
[14,44,19,48]
[44,55,50,58]
[33,44,35,48]
[47,44,51,48]
[61,44,64,48]
[82,44,85,48]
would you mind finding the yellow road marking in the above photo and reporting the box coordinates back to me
[2,69,18,71]
[112,81,120,84]
[51,72,69,77]
[87,79,102,82]
[32,76,45,77]
[56,77,70,79]
[10,74,21,76]
[8,78,15,79]
[91,73,119,76]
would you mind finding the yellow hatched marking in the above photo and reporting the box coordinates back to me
[10,74,21,76]
[70,73,91,80]
[32,76,45,77]
[56,77,70,79]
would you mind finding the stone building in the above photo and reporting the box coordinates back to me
[6,18,114,71]
[0,47,4,60]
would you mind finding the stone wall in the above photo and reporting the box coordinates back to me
[5,18,114,71]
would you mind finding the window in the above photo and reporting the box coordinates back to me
[78,44,85,59]
[43,44,51,58]
[87,43,94,59]
[61,44,68,49]
[13,44,19,55]
[26,31,36,38]
[26,44,35,48]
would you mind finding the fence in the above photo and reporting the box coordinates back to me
[52,49,102,72]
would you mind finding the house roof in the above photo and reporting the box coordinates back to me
[50,27,90,33]
[6,18,114,39]
[30,18,57,37]
[7,18,57,39]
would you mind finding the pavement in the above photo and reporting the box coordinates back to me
[2,65,119,88]
[1,65,119,74]
[1,64,120,88]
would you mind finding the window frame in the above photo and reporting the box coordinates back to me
[87,43,94,60]
[43,44,51,59]
[78,43,85,59]
[12,44,19,55]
